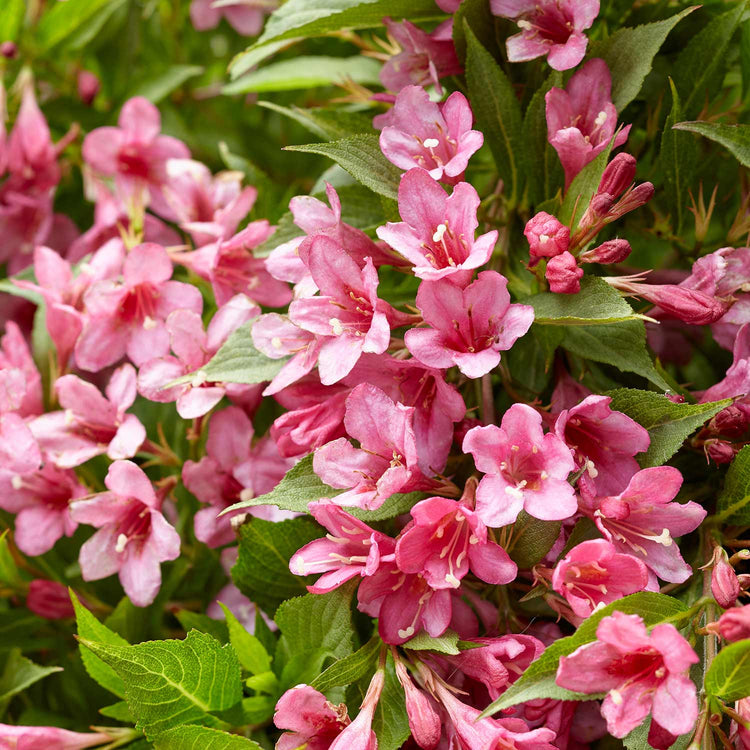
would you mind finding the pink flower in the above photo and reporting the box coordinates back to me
[0,463,85,556]
[77,70,100,105]
[551,539,650,620]
[585,467,706,584]
[578,238,632,265]
[545,251,583,294]
[329,669,382,750]
[393,658,442,750]
[553,394,650,496]
[700,323,750,403]
[313,383,433,510]
[378,87,483,183]
[462,403,577,527]
[30,365,145,468]
[405,271,534,378]
[491,0,600,71]
[546,59,631,187]
[396,494,517,589]
[0,413,41,475]
[556,611,699,740]
[377,169,496,283]
[137,295,260,418]
[82,97,190,218]
[274,684,349,750]
[714,605,750,642]
[70,460,181,607]
[74,242,203,371]
[26,579,76,620]
[524,212,570,267]
[710,546,741,609]
[190,0,275,36]
[0,321,42,417]
[0,724,114,750]
[380,19,462,93]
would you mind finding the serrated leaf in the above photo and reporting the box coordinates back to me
[99,701,133,721]
[404,630,461,655]
[465,23,526,205]
[453,0,497,63]
[175,611,229,644]
[508,512,561,569]
[716,445,750,523]
[480,592,688,716]
[559,136,615,228]
[79,631,242,740]
[590,7,696,112]
[672,121,750,168]
[607,388,730,468]
[153,725,262,750]
[219,604,271,676]
[258,102,373,140]
[131,65,204,103]
[705,640,750,702]
[285,136,401,200]
[0,649,62,704]
[311,636,381,692]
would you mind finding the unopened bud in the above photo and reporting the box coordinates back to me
[524,212,570,266]
[598,153,637,200]
[27,580,76,620]
[0,41,17,59]
[579,239,632,265]
[610,182,655,220]
[715,604,750,642]
[546,251,583,294]
[711,405,750,437]
[711,548,741,609]
[394,660,441,750]
[706,439,736,465]
[77,70,100,106]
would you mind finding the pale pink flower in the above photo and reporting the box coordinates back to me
[378,87,483,183]
[491,0,600,71]
[0,413,40,475]
[0,321,42,417]
[377,169,496,283]
[546,58,631,187]
[30,365,145,468]
[405,271,534,378]
[0,724,114,750]
[190,0,275,36]
[274,684,350,750]
[70,460,181,607]
[556,611,699,741]
[463,403,577,527]
[26,579,76,620]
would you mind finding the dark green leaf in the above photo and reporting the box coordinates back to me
[559,137,614,228]
[258,102,373,140]
[131,65,205,103]
[0,649,62,704]
[716,445,750,523]
[371,653,410,750]
[174,611,229,644]
[672,121,750,168]
[453,0,496,63]
[508,512,561,569]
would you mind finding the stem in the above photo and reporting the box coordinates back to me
[481,374,495,426]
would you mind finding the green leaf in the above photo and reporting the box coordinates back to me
[480,592,688,716]
[131,65,205,103]
[79,630,242,740]
[559,137,614,228]
[0,0,25,42]
[72,591,129,699]
[526,277,640,326]
[672,121,750,168]
[36,0,123,49]
[258,102,373,140]
[371,653,410,750]
[285,136,402,200]
[590,7,697,112]
[607,388,730,468]
[219,604,271,676]
[623,718,692,750]
[464,23,526,205]
[174,611,229,644]
[0,532,22,588]
[716,445,750,523]
[311,636,381,692]
[705,640,750,702]
[233,516,323,615]
[153,725,262,750]
[563,320,671,391]
[508,511,561,569]
[0,649,62,704]
[453,0,496,63]
[99,701,133,722]
[742,19,750,98]
[404,630,461,655]
[224,56,381,94]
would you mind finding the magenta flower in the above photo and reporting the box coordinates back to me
[378,87,483,183]
[290,501,396,593]
[274,684,350,750]
[491,0,600,71]
[26,579,77,620]
[463,403,577,527]
[546,59,631,187]
[405,271,534,378]
[30,365,146,468]
[0,321,42,417]
[189,0,276,36]
[0,724,114,750]
[377,169,496,283]
[556,611,699,741]
[393,658,442,750]
[554,394,650,496]
[82,96,190,217]
[710,546,741,609]
[75,242,203,370]
[586,467,706,584]
[313,383,433,510]
[396,495,517,589]
[70,460,180,607]
[551,539,650,620]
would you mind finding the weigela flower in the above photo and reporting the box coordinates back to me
[405,271,534,379]
[70,460,181,607]
[74,242,203,370]
[31,365,146,468]
[713,604,750,642]
[709,546,741,609]
[377,168,497,283]
[551,539,650,620]
[524,211,570,267]
[463,403,577,527]
[556,611,699,741]
[393,658,442,750]
[546,251,583,294]
[378,87,483,183]
[0,723,115,750]
[545,59,631,188]
[0,412,41,475]
[26,579,76,620]
[189,0,276,36]
[491,0,600,71]
[578,238,632,265]
[328,669,382,750]
[274,684,350,750]
[0,320,42,417]
[701,323,750,403]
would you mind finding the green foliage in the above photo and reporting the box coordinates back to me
[705,640,750,702]
[153,725,263,750]
[559,138,614,228]
[219,605,271,675]
[371,654,410,750]
[404,629,461,655]
[672,121,750,169]
[716,445,750,523]
[508,512,561,569]
[0,650,61,706]
[311,636,381,692]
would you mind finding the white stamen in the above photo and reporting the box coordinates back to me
[423,138,439,148]
[609,689,623,706]
[445,573,461,588]
[398,626,415,639]
[329,318,344,336]
[505,485,524,499]
[432,223,448,243]
[143,316,157,330]
[271,337,283,349]
[191,369,208,387]
[539,234,550,244]
[115,533,129,554]
[11,475,23,490]
[586,460,599,478]
[469,535,479,545]
[594,110,608,128]
[517,19,533,30]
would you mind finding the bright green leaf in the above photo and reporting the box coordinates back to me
[0,649,62,704]
[219,604,271,676]
[311,636,381,692]
[99,701,133,722]
[174,611,229,644]
[404,630,461,655]
[258,102,373,140]
[0,532,22,588]
[0,0,25,43]
[705,640,750,701]
[153,725,262,750]
[36,0,124,49]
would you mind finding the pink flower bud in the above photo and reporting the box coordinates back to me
[666,393,685,404]
[610,182,655,220]
[77,71,100,106]
[0,41,17,59]
[546,251,583,294]
[711,405,750,437]
[395,660,441,750]
[579,239,632,265]
[598,153,637,199]
[577,193,616,234]
[716,605,750,642]
[26,580,76,620]
[712,548,741,609]
[706,440,736,465]
[524,212,570,265]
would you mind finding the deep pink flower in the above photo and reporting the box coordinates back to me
[30,365,145,468]
[377,169,496,283]
[0,724,114,750]
[546,58,631,187]
[585,467,706,584]
[546,251,583,294]
[0,321,42,417]
[380,19,462,93]
[75,242,203,370]
[26,579,76,620]
[393,658,442,750]
[700,323,750,403]
[524,211,570,266]
[405,271,534,378]
[274,685,350,750]
[491,0,600,71]
[70,460,181,607]
[552,539,650,620]
[82,97,190,218]
[329,669,382,750]
[714,605,750,642]
[554,394,650,496]
[189,0,275,36]
[378,87,483,183]
[463,403,577,527]
[579,238,632,265]
[556,611,699,740]
[710,547,741,609]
